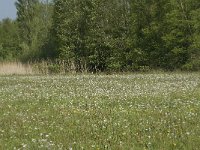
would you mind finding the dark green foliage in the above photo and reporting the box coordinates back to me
[0,19,19,61]
[51,0,200,71]
[1,0,200,71]
[52,0,133,71]
[15,0,53,61]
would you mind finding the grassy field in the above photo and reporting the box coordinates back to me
[0,73,200,149]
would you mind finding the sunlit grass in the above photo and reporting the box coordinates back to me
[0,73,200,149]
[0,62,33,75]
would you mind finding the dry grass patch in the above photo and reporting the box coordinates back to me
[0,62,34,75]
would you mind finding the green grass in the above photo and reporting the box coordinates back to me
[0,73,200,149]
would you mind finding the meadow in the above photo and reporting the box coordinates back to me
[0,73,200,149]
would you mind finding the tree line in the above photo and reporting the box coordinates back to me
[0,0,200,72]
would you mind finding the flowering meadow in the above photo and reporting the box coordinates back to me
[0,73,200,149]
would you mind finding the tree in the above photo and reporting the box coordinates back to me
[130,0,172,69]
[161,0,200,70]
[17,0,200,71]
[180,0,200,70]
[52,0,134,71]
[0,19,19,61]
[15,0,53,61]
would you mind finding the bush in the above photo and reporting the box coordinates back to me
[182,59,200,71]
[48,64,60,74]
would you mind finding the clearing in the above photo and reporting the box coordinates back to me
[0,73,200,149]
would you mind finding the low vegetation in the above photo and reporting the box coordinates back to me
[0,73,200,149]
[0,62,33,75]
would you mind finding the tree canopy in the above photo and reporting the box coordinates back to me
[0,0,200,71]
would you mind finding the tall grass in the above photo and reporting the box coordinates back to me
[0,60,87,75]
[0,60,158,75]
[0,61,33,75]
